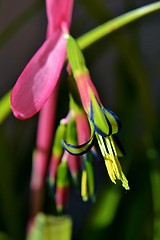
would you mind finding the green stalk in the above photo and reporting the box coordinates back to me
[77,2,160,49]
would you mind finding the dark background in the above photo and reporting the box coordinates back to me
[0,0,160,239]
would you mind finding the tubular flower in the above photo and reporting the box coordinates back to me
[11,0,74,119]
[48,113,77,212]
[63,35,129,190]
[48,96,96,211]
[67,96,96,200]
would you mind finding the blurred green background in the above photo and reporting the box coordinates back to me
[0,0,160,239]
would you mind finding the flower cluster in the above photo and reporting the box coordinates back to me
[10,0,129,219]
[63,35,129,191]
[48,95,96,211]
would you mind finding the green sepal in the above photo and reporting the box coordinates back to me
[66,35,88,77]
[84,157,95,200]
[66,116,77,145]
[69,94,82,115]
[68,77,82,108]
[56,162,69,188]
[52,123,66,157]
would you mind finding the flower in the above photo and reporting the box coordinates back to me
[63,35,129,190]
[48,96,96,211]
[11,0,74,119]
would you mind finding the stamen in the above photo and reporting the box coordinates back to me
[95,133,107,157]
[109,136,118,156]
[81,170,88,201]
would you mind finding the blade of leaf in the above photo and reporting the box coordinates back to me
[78,2,160,49]
[0,90,11,123]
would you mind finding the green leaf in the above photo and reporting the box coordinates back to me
[0,232,12,240]
[27,213,72,240]
[78,2,160,49]
[0,90,11,124]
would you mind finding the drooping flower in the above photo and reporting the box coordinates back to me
[63,35,129,190]
[68,96,96,201]
[48,96,96,211]
[11,0,74,119]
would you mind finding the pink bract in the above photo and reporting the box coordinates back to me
[11,0,74,119]
[11,30,66,119]
[75,72,101,114]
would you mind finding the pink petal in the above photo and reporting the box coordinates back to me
[46,0,74,37]
[11,30,66,119]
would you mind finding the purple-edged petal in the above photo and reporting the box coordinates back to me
[11,30,66,119]
[62,121,95,156]
[102,107,121,134]
[89,92,112,137]
[62,136,95,156]
[46,0,74,37]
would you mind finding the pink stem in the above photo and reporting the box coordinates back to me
[27,86,58,233]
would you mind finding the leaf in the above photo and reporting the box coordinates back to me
[78,2,160,49]
[0,90,11,124]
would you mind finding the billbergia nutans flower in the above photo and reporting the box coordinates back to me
[48,95,96,211]
[63,35,129,190]
[11,0,74,119]
[10,0,129,219]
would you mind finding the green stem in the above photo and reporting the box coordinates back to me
[77,2,160,49]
